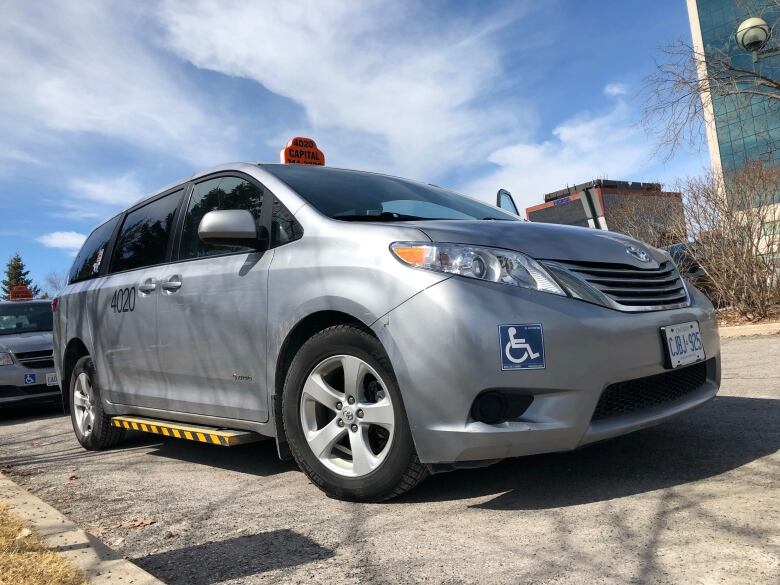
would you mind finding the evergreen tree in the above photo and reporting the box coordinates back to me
[1,253,41,300]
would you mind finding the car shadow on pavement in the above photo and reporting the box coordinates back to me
[145,436,298,477]
[0,400,63,425]
[397,396,780,509]
[134,529,334,585]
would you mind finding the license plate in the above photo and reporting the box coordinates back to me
[662,321,705,368]
[45,373,58,387]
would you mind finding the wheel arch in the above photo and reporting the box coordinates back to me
[61,337,90,413]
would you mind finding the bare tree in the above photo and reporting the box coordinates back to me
[643,1,780,159]
[606,193,687,248]
[641,3,780,318]
[44,271,67,298]
[677,161,780,319]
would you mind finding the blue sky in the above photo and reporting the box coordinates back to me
[0,0,709,291]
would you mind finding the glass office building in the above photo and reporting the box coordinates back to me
[687,0,780,174]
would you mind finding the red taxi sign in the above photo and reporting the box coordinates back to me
[10,285,33,300]
[280,137,325,166]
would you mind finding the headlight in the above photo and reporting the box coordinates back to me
[390,242,565,295]
[0,353,13,366]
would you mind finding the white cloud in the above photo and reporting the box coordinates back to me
[603,82,629,97]
[35,174,146,221]
[68,174,145,207]
[461,101,653,213]
[0,1,238,170]
[2,1,692,237]
[36,231,86,254]
[54,173,147,220]
[157,0,533,178]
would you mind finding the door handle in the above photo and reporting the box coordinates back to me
[138,278,157,294]
[161,275,182,292]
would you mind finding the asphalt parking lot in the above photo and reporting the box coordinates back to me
[1,335,778,585]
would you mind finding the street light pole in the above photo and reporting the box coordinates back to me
[751,46,780,64]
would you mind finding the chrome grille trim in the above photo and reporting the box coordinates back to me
[543,260,690,312]
[13,349,55,369]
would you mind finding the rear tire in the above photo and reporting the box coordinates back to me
[70,356,124,450]
[282,324,428,502]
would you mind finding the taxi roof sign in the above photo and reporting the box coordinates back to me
[10,285,33,301]
[280,136,325,166]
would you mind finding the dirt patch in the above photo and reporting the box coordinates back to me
[0,502,86,585]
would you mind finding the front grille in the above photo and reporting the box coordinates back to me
[554,260,689,311]
[592,360,710,421]
[14,349,55,369]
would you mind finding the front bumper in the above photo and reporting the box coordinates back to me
[0,366,60,405]
[373,277,721,464]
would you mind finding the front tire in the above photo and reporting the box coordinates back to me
[282,325,428,502]
[70,356,124,450]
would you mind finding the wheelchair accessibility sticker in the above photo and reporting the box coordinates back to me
[499,324,545,370]
[23,373,37,385]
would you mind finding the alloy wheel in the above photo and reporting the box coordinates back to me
[300,354,395,477]
[73,372,95,438]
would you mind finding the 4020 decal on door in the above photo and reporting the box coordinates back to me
[110,287,136,313]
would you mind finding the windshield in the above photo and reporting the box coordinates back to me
[262,165,518,222]
[0,303,53,335]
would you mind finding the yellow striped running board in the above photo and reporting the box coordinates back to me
[110,415,262,447]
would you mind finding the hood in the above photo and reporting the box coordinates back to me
[0,331,53,354]
[409,220,668,269]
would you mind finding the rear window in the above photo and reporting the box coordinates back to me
[68,216,120,284]
[111,190,183,273]
[0,303,52,335]
[262,165,516,222]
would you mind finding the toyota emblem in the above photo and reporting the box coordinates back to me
[626,245,651,263]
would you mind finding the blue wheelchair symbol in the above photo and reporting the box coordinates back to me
[23,373,37,385]
[499,324,545,370]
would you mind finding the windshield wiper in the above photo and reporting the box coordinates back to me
[333,212,430,222]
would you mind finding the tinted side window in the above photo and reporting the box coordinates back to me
[111,190,183,273]
[271,197,303,247]
[180,176,264,260]
[68,216,120,284]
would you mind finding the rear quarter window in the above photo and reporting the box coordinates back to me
[68,216,120,284]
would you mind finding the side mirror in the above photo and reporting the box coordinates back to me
[198,210,269,251]
[496,188,519,215]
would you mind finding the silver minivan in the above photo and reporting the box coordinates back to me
[53,163,721,501]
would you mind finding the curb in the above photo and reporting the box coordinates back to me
[718,322,780,338]
[0,473,164,584]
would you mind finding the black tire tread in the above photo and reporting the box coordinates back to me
[71,356,125,450]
